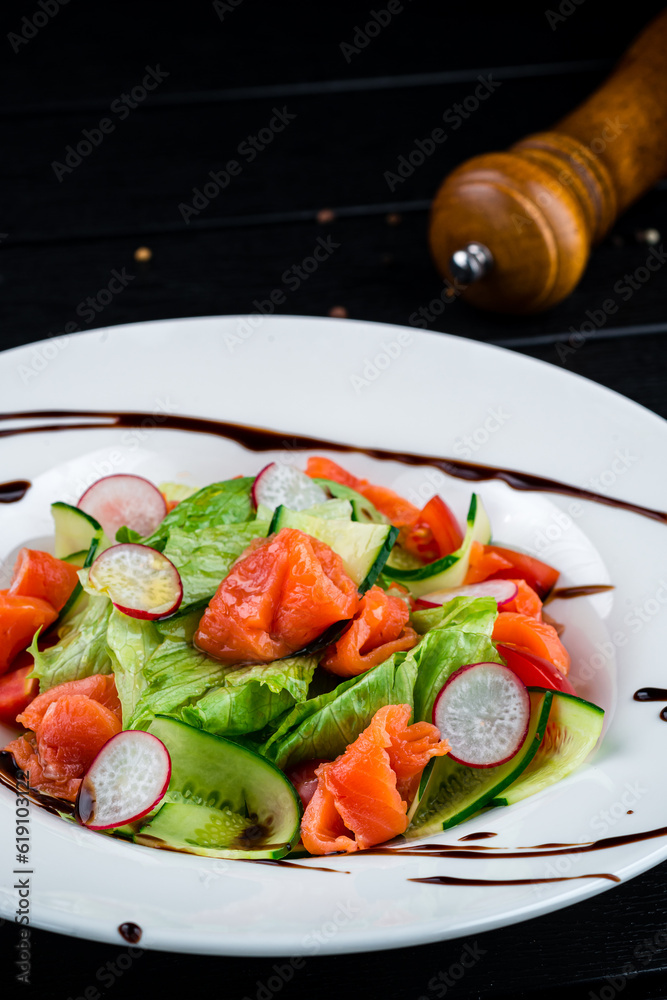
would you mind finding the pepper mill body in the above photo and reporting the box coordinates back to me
[429,10,667,314]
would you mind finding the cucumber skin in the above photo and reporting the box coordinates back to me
[383,495,491,596]
[51,501,102,559]
[407,689,553,837]
[489,689,605,808]
[138,716,301,860]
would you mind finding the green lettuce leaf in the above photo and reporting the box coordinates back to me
[162,521,269,604]
[127,604,317,735]
[106,609,161,724]
[179,656,318,736]
[143,477,255,548]
[29,594,113,691]
[410,596,502,723]
[261,651,418,771]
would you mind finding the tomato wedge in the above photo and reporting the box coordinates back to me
[0,665,39,725]
[481,545,559,598]
[402,495,463,562]
[496,643,576,695]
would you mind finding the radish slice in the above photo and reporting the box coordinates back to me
[79,474,167,540]
[416,580,519,610]
[432,662,530,768]
[76,730,171,830]
[252,462,327,512]
[89,543,183,619]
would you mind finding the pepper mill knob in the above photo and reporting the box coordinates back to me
[448,243,494,285]
[429,10,667,314]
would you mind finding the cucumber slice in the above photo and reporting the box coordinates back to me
[62,549,88,568]
[489,690,604,807]
[158,482,198,505]
[383,494,491,597]
[257,498,352,524]
[136,717,301,860]
[52,501,110,559]
[313,478,389,525]
[269,506,398,592]
[406,688,552,837]
[54,528,104,624]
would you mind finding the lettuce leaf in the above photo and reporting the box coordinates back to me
[179,656,318,736]
[106,609,161,724]
[162,521,269,605]
[410,596,502,723]
[143,477,255,548]
[127,603,317,735]
[29,594,113,691]
[261,596,502,769]
[261,652,417,771]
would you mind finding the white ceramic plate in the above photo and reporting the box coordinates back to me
[1,315,666,956]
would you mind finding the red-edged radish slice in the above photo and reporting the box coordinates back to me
[432,662,530,768]
[79,474,167,540]
[252,462,328,512]
[415,580,519,610]
[76,730,171,830]
[88,543,182,619]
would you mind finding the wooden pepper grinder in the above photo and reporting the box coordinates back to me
[429,9,667,314]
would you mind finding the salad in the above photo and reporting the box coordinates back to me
[0,457,604,860]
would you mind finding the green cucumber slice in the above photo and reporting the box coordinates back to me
[313,478,389,524]
[383,494,491,597]
[406,688,552,837]
[136,716,301,860]
[52,501,110,559]
[257,498,353,523]
[62,550,88,568]
[489,690,604,807]
[53,528,104,625]
[269,506,398,592]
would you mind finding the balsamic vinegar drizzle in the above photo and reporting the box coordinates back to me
[0,479,31,503]
[546,585,615,601]
[411,873,620,886]
[118,922,142,944]
[0,409,665,524]
[0,409,663,886]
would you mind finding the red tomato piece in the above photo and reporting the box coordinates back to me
[483,546,560,598]
[496,643,577,695]
[0,665,39,725]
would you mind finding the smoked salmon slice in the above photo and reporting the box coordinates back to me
[195,528,359,663]
[9,548,80,612]
[6,674,122,803]
[321,585,419,677]
[305,457,421,527]
[492,612,570,675]
[300,704,449,854]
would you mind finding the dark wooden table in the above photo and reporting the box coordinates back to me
[2,3,667,997]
